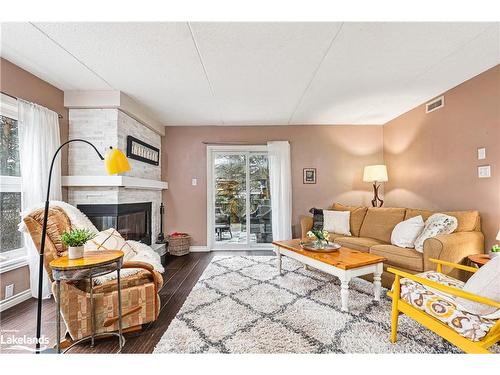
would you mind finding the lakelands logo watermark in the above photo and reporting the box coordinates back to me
[1,330,50,353]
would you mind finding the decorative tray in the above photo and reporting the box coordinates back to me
[299,241,341,252]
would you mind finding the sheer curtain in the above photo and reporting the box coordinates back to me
[267,141,292,241]
[18,100,62,299]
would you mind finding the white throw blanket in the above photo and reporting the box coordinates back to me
[19,201,164,285]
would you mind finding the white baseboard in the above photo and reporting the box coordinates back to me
[189,246,210,252]
[0,289,32,312]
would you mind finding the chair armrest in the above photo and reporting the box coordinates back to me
[122,261,163,290]
[123,261,154,272]
[428,258,478,273]
[300,216,313,239]
[423,231,484,272]
[387,267,500,309]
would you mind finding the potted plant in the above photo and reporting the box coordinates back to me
[490,244,500,259]
[306,229,330,249]
[60,229,96,259]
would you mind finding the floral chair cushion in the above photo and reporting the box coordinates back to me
[400,271,497,342]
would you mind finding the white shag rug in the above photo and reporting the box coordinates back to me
[154,255,500,354]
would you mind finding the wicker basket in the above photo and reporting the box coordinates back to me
[167,234,191,256]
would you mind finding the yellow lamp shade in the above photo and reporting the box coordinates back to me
[363,165,388,183]
[104,147,131,175]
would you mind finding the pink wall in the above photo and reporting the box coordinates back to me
[0,58,69,174]
[384,65,500,249]
[162,125,384,245]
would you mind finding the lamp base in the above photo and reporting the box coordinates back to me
[371,182,384,207]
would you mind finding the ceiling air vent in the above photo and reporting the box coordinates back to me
[425,96,444,113]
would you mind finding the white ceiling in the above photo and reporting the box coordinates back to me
[1,22,498,125]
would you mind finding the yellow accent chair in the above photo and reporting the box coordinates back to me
[388,259,500,354]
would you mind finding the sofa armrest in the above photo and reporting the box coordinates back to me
[423,231,484,277]
[300,216,313,239]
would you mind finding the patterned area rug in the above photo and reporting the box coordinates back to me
[154,256,497,354]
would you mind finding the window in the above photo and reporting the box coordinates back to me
[0,93,26,266]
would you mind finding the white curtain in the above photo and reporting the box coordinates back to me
[18,100,62,299]
[267,141,292,241]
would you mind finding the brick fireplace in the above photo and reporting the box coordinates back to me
[62,106,167,245]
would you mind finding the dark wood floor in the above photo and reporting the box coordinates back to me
[0,250,272,354]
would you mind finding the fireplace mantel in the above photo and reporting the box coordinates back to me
[62,175,168,190]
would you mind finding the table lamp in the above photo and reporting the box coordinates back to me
[363,165,388,207]
[35,139,130,353]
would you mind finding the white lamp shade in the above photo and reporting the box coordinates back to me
[363,165,388,182]
[497,229,500,241]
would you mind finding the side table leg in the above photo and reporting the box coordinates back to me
[117,268,123,351]
[90,275,95,348]
[340,276,351,312]
[56,280,61,354]
[373,263,383,302]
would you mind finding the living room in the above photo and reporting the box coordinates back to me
[0,0,499,372]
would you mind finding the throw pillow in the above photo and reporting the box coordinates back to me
[456,255,500,316]
[413,213,458,252]
[309,208,324,231]
[84,228,137,261]
[390,215,425,248]
[323,210,351,236]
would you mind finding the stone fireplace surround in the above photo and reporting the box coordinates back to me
[63,107,167,245]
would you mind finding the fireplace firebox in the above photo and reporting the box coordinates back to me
[77,202,152,245]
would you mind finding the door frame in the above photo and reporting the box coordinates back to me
[206,145,272,251]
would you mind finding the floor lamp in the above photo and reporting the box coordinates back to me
[35,139,130,353]
[363,165,388,207]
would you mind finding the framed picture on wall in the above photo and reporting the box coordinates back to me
[303,168,316,184]
[126,135,160,166]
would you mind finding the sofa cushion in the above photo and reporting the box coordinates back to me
[370,244,423,272]
[326,233,347,242]
[391,215,425,248]
[404,208,434,222]
[335,236,385,252]
[405,208,480,232]
[456,256,500,316]
[359,207,406,243]
[414,213,458,252]
[323,210,351,235]
[332,203,367,237]
[443,210,480,232]
[308,207,324,231]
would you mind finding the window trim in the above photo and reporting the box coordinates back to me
[0,93,27,271]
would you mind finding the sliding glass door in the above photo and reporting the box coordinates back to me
[208,146,272,250]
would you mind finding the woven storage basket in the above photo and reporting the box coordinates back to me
[167,235,191,256]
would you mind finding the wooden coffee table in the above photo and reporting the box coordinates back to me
[272,239,386,312]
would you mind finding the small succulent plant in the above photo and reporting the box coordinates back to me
[60,229,96,247]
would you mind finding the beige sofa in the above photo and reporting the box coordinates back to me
[300,203,484,288]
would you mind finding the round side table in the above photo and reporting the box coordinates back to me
[49,250,124,353]
[467,254,491,268]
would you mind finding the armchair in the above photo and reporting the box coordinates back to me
[23,206,163,345]
[388,259,500,354]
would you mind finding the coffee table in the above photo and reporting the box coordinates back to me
[272,239,386,312]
